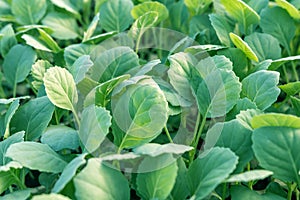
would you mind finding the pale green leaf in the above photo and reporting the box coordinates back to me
[0,24,17,57]
[276,0,300,20]
[69,55,93,84]
[64,44,95,67]
[279,81,300,96]
[31,60,52,91]
[251,113,300,129]
[50,0,79,15]
[6,142,68,173]
[226,170,273,182]
[0,131,24,165]
[43,67,78,111]
[74,158,130,200]
[134,143,193,157]
[32,194,71,200]
[209,14,233,46]
[236,109,263,130]
[0,189,31,200]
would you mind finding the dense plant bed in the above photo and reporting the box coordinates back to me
[0,0,300,199]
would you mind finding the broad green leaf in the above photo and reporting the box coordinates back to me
[31,60,52,91]
[50,0,79,16]
[112,77,168,150]
[204,119,253,172]
[229,32,258,62]
[251,113,300,129]
[41,125,80,151]
[10,96,54,141]
[32,194,71,200]
[100,153,140,161]
[260,7,296,52]
[131,1,169,23]
[137,154,178,200]
[279,81,300,96]
[43,67,78,112]
[129,11,159,40]
[89,46,139,83]
[100,0,133,32]
[84,75,130,107]
[170,159,190,200]
[220,0,260,34]
[244,33,281,62]
[134,143,193,157]
[236,109,263,130]
[169,1,189,33]
[42,12,79,40]
[231,185,286,200]
[69,55,93,84]
[0,189,31,200]
[168,52,198,103]
[226,170,273,182]
[0,170,23,194]
[209,14,233,47]
[195,68,241,118]
[188,147,238,199]
[217,48,248,79]
[0,131,24,165]
[74,158,130,200]
[11,0,47,25]
[79,105,111,153]
[52,154,87,193]
[0,24,17,57]
[226,97,257,120]
[252,127,300,184]
[241,70,280,110]
[83,13,100,42]
[3,99,19,138]
[269,55,300,70]
[184,0,212,16]
[2,44,37,88]
[248,0,268,13]
[64,44,95,67]
[276,0,300,19]
[6,142,67,173]
[37,28,62,53]
[21,34,52,52]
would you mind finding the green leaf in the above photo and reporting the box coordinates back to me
[79,105,111,153]
[184,0,212,16]
[231,185,286,200]
[195,68,241,118]
[83,13,100,42]
[69,55,93,84]
[0,170,23,194]
[6,142,68,173]
[169,1,189,33]
[74,158,130,200]
[134,143,193,157]
[129,11,159,40]
[50,0,79,16]
[2,44,37,88]
[31,60,52,91]
[248,0,268,13]
[11,0,47,25]
[269,55,300,70]
[0,24,17,57]
[21,34,52,52]
[291,96,300,116]
[52,154,87,193]
[131,1,169,23]
[100,0,133,32]
[260,7,296,52]
[136,154,178,200]
[204,119,253,172]
[0,189,31,200]
[236,109,263,130]
[41,125,80,151]
[276,0,300,20]
[279,81,300,96]
[209,14,233,47]
[168,52,198,103]
[43,67,78,112]
[188,147,238,199]
[170,159,190,200]
[226,170,273,182]
[10,96,54,141]
[32,194,71,200]
[42,12,79,40]
[229,32,259,62]
[241,70,280,110]
[3,99,20,138]
[0,131,24,165]
[112,77,168,150]
[244,33,281,62]
[64,44,95,67]
[251,113,300,129]
[252,127,300,185]
[220,0,260,34]
[89,46,139,83]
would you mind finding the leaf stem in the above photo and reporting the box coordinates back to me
[13,82,17,98]
[164,125,173,143]
[71,108,80,128]
[222,183,227,200]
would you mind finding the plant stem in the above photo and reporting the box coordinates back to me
[71,108,80,127]
[164,125,173,143]
[222,183,227,200]
[283,64,290,83]
[13,82,17,98]
[291,61,299,81]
